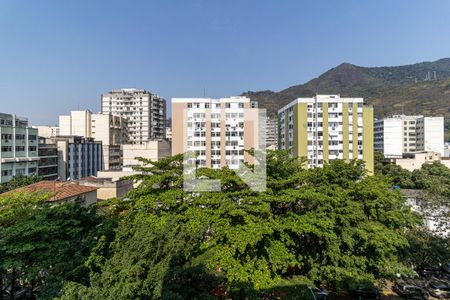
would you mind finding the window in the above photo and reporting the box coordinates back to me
[1,146,12,152]
[29,146,37,151]
[1,170,12,176]
[16,134,25,140]
[1,134,12,140]
[225,103,231,108]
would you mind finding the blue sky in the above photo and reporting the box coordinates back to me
[1,0,450,125]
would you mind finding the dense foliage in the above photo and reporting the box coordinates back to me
[58,151,419,299]
[0,191,116,299]
[375,154,450,265]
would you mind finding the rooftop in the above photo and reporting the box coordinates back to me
[5,181,98,202]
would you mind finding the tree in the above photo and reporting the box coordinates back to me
[0,192,113,299]
[59,152,419,299]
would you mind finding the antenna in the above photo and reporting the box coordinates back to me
[203,86,206,97]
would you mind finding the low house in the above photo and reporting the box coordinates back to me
[77,176,133,200]
[389,151,450,172]
[7,181,98,206]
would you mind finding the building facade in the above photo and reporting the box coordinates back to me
[59,110,92,137]
[387,151,450,172]
[48,136,103,181]
[374,115,444,157]
[91,114,128,170]
[0,113,39,184]
[266,117,278,150]
[172,96,260,169]
[123,140,171,167]
[278,95,374,174]
[101,88,166,144]
[37,137,59,180]
[58,111,128,170]
[33,126,60,138]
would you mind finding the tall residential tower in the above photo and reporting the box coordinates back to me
[101,89,166,144]
[172,96,260,169]
[278,95,374,174]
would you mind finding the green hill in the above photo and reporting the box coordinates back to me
[243,58,450,140]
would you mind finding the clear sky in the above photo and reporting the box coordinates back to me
[1,0,450,125]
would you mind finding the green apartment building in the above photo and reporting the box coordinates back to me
[0,113,39,184]
[278,95,374,174]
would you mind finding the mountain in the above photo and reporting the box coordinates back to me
[243,58,450,139]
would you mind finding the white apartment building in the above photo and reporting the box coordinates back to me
[33,126,60,138]
[59,110,92,137]
[58,110,128,170]
[0,113,39,183]
[101,88,166,144]
[374,115,444,157]
[278,95,374,173]
[172,96,259,170]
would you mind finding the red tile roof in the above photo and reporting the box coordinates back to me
[5,181,98,202]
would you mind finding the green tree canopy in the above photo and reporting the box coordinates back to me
[0,192,115,299]
[59,151,419,299]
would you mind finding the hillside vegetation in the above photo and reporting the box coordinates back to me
[243,58,450,139]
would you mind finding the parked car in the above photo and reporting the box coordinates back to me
[350,286,381,299]
[416,264,439,278]
[392,280,428,299]
[426,279,450,299]
[308,286,329,300]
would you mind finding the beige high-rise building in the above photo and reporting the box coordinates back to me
[101,88,166,144]
[172,96,260,169]
[58,110,128,170]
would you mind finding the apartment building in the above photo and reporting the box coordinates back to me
[91,114,128,170]
[58,110,128,170]
[374,115,444,157]
[48,136,103,181]
[59,110,92,137]
[172,96,260,169]
[101,88,166,144]
[266,117,278,150]
[0,113,39,184]
[33,125,60,138]
[37,137,59,180]
[278,95,374,174]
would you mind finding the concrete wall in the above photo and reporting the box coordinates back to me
[123,140,171,166]
[423,117,444,155]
